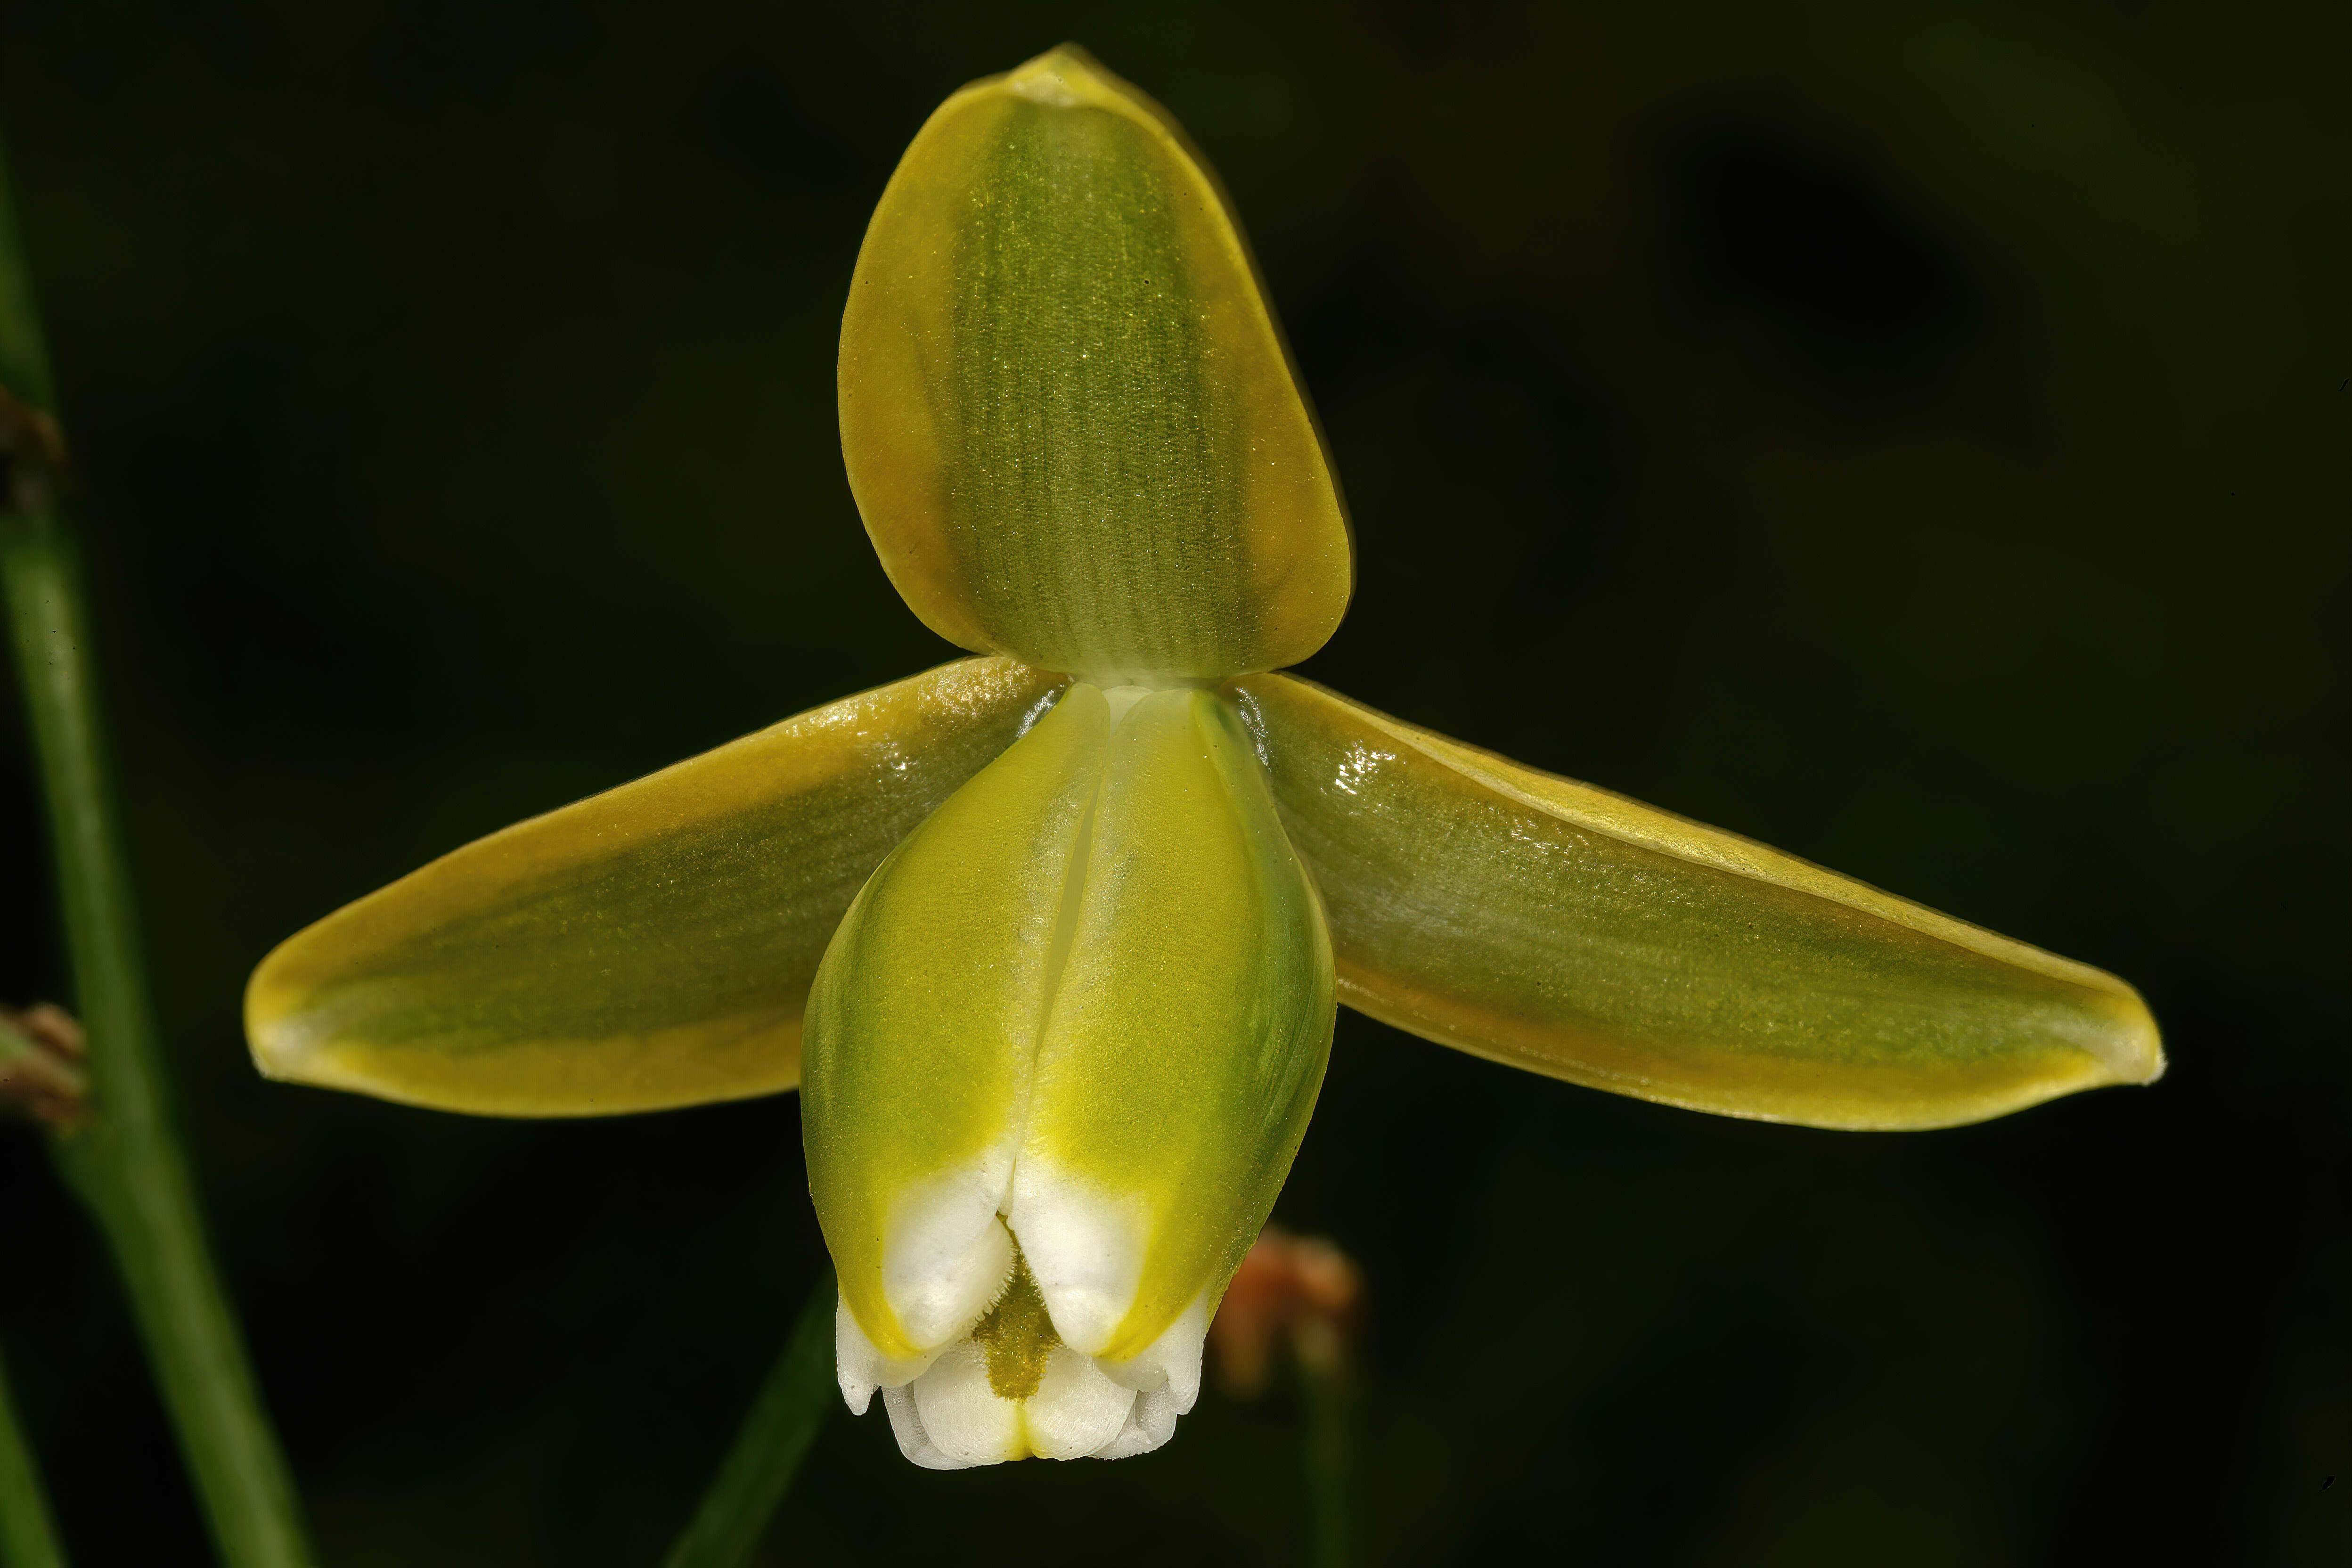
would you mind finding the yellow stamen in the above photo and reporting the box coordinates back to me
[971,1246,1060,1402]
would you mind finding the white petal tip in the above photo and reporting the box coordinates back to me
[1023,1346,1140,1461]
[883,1183,1018,1348]
[835,1289,945,1408]
[898,1343,1025,1467]
[1097,1290,1211,1414]
[1008,1176,1146,1356]
[858,1325,1201,1466]
[1094,1386,1183,1460]
[882,1384,971,1470]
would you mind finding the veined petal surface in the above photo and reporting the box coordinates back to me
[245,656,1063,1117]
[1232,674,2163,1131]
[805,682,1334,1400]
[802,685,1111,1364]
[1012,688,1335,1365]
[839,45,1352,684]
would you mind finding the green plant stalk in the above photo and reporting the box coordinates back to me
[1297,1335,1356,1568]
[0,1341,70,1568]
[662,1270,838,1568]
[0,138,313,1568]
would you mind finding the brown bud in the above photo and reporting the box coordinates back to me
[0,1002,90,1128]
[1208,1226,1364,1399]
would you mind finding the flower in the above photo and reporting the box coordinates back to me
[802,680,1332,1464]
[245,45,2163,1470]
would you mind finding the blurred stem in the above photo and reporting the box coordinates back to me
[662,1269,838,1568]
[0,138,314,1568]
[0,1341,69,1568]
[1297,1329,1356,1568]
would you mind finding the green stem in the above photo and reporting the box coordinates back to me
[1297,1333,1356,1568]
[0,136,314,1568]
[0,1341,69,1568]
[662,1270,838,1568]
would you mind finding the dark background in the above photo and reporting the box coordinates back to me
[1,1,2345,1562]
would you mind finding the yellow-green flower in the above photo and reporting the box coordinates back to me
[245,46,2163,1470]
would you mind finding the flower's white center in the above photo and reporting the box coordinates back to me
[837,1229,1208,1468]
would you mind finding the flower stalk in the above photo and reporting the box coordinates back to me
[1299,1347,1356,1568]
[0,1341,68,1568]
[1212,1229,1364,1567]
[0,132,313,1568]
[662,1269,839,1568]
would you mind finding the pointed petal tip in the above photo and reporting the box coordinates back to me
[241,942,308,1081]
[834,1294,882,1414]
[2092,982,2166,1089]
[245,1023,295,1085]
[243,959,358,1097]
[1003,44,1119,106]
